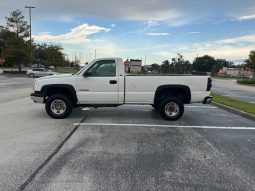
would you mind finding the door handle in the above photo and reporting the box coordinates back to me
[109,80,117,84]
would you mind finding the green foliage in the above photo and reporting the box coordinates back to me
[237,78,255,84]
[151,63,160,73]
[193,55,234,74]
[212,93,255,115]
[1,10,30,71]
[160,53,192,74]
[34,43,66,67]
[52,67,80,74]
[6,10,29,38]
[244,50,255,78]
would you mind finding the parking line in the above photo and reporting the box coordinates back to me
[81,106,217,109]
[185,106,217,108]
[73,122,255,130]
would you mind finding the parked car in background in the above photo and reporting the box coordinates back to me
[26,68,58,78]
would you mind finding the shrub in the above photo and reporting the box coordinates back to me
[237,78,255,84]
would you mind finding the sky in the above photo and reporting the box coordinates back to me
[1,0,255,65]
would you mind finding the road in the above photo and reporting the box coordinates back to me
[212,79,255,103]
[0,75,255,191]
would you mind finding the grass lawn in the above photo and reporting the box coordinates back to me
[212,93,255,116]
[237,78,255,85]
[53,67,80,74]
[212,76,238,80]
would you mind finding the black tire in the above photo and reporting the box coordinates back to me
[159,98,184,120]
[45,94,72,119]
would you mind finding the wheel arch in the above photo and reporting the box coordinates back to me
[154,85,191,106]
[41,84,78,105]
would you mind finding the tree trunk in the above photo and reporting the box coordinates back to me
[18,63,21,72]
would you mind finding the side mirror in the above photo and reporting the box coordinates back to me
[83,71,92,77]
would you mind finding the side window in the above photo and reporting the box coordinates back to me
[86,60,116,77]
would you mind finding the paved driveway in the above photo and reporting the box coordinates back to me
[212,79,255,103]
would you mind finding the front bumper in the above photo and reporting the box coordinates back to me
[203,96,213,104]
[31,92,44,104]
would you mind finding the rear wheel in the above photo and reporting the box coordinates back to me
[159,98,184,120]
[45,94,72,119]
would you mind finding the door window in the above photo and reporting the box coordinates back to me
[86,60,116,77]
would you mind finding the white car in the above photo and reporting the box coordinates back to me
[26,68,57,78]
[31,57,212,120]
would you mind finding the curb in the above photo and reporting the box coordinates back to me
[212,102,255,121]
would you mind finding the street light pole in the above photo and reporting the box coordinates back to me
[25,6,35,66]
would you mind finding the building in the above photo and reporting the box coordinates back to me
[218,67,254,77]
[124,59,142,73]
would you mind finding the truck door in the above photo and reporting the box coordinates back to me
[76,59,119,104]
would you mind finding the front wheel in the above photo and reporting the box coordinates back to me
[159,98,184,120]
[45,94,72,119]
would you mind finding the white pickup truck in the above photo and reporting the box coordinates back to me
[31,57,212,120]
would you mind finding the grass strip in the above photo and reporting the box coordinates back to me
[212,76,239,80]
[212,93,255,116]
[237,78,255,85]
[53,67,80,74]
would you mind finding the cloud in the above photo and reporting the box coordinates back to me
[147,20,158,28]
[110,24,116,28]
[216,34,255,44]
[181,32,200,35]
[237,14,255,20]
[146,32,170,36]
[155,34,255,62]
[33,24,110,44]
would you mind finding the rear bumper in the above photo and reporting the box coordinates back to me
[31,92,44,104]
[203,96,213,104]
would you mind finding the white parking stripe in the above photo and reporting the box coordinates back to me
[185,106,217,108]
[73,123,255,130]
[81,107,90,111]
[80,105,217,109]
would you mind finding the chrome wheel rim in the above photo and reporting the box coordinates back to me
[51,99,66,115]
[165,102,179,117]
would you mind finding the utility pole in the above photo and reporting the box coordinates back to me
[25,6,35,66]
[95,49,97,59]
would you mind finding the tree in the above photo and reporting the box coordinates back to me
[193,55,216,73]
[151,63,160,73]
[2,10,30,71]
[6,10,29,39]
[34,43,66,67]
[171,53,192,74]
[160,60,170,74]
[245,50,255,78]
[0,37,5,56]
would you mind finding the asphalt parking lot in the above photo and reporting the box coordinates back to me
[0,75,255,191]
